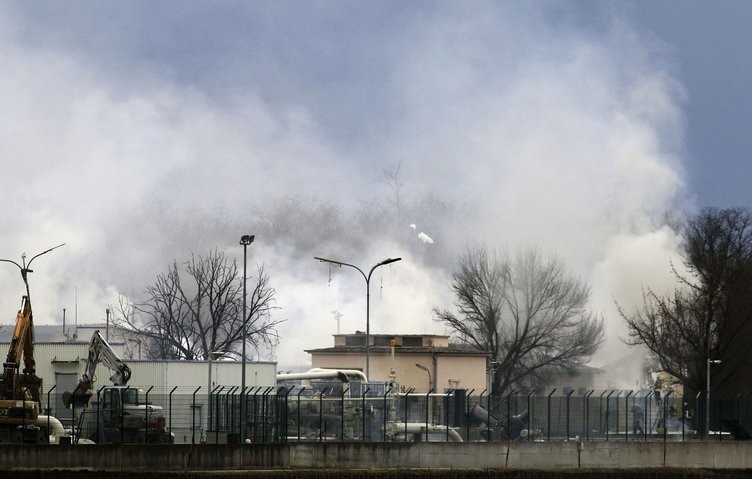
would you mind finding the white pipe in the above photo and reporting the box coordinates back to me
[389,422,463,442]
[37,415,68,444]
[276,368,368,383]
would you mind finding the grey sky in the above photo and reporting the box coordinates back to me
[0,1,748,371]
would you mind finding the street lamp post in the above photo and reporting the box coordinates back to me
[0,243,66,297]
[706,358,721,437]
[314,256,401,379]
[239,234,255,442]
[415,363,432,391]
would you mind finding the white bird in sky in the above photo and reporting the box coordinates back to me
[410,223,434,244]
[418,232,434,244]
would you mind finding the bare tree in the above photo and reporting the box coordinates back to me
[434,246,604,395]
[619,208,752,395]
[115,249,281,360]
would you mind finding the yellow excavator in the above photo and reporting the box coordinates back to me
[0,244,64,444]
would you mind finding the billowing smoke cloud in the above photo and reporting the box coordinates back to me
[0,3,688,377]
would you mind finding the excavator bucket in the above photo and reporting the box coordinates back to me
[62,389,92,409]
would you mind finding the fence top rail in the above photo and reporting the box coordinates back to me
[47,385,693,399]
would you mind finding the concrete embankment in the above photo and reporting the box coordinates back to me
[5,469,752,479]
[3,442,752,475]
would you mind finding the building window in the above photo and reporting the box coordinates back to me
[402,337,423,347]
[373,336,392,347]
[345,336,366,346]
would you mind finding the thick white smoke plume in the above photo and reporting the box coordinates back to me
[0,3,688,379]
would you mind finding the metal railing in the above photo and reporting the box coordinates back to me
[41,385,752,444]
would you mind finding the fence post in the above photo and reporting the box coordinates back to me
[547,389,556,442]
[252,387,261,443]
[506,390,517,440]
[584,390,593,441]
[121,386,132,443]
[648,393,652,441]
[361,387,370,441]
[696,390,703,440]
[605,390,615,441]
[96,386,106,443]
[283,386,294,443]
[565,389,574,440]
[214,386,225,435]
[144,386,153,444]
[318,388,325,442]
[445,389,453,442]
[46,385,56,443]
[477,389,486,441]
[664,390,673,444]
[681,391,686,441]
[191,386,201,444]
[245,386,255,443]
[71,389,75,444]
[238,386,248,438]
[168,386,177,439]
[296,387,305,442]
[487,389,493,440]
[426,388,434,439]
[718,393,724,442]
[383,386,393,442]
[404,388,414,441]
[625,390,633,442]
[527,390,536,441]
[227,386,239,434]
[615,391,622,436]
[263,386,274,443]
[233,386,242,437]
[467,389,475,441]
[598,390,607,437]
[341,387,349,441]
[207,385,216,433]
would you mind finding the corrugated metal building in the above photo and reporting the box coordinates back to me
[1,340,277,441]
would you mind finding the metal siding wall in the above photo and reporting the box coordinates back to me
[1,342,277,393]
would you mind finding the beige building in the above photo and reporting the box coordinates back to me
[306,333,488,393]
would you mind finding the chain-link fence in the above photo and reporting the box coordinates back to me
[40,385,752,444]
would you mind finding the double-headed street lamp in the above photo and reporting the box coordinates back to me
[314,256,402,379]
[239,234,255,442]
[0,243,66,297]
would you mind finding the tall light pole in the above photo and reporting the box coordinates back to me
[706,358,721,437]
[314,256,401,379]
[239,234,254,442]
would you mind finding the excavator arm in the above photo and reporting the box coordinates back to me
[63,330,132,408]
[0,296,42,402]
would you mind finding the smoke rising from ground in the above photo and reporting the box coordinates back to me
[0,3,688,376]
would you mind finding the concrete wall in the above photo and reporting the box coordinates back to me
[4,442,752,471]
[312,352,487,392]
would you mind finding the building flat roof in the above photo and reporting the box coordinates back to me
[305,345,488,356]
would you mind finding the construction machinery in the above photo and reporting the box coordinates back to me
[0,243,65,444]
[0,296,46,443]
[63,330,173,444]
[0,244,66,444]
